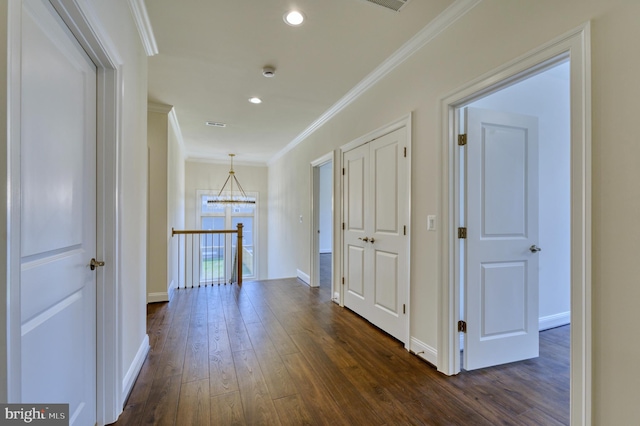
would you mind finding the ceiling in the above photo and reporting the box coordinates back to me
[145,0,456,165]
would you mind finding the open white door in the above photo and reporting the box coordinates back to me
[463,107,539,370]
[20,1,97,423]
[343,127,409,343]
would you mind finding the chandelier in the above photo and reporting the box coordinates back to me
[208,154,255,207]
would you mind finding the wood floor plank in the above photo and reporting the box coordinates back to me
[226,319,254,353]
[176,378,210,425]
[272,394,314,426]
[115,278,569,426]
[209,348,239,396]
[140,374,182,426]
[182,339,209,384]
[210,391,246,425]
[289,332,384,425]
[282,352,352,426]
[244,322,297,399]
[154,319,189,379]
[232,349,282,425]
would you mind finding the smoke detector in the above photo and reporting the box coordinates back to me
[262,66,276,78]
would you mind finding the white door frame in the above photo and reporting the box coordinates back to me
[439,23,591,425]
[310,152,335,291]
[5,0,122,423]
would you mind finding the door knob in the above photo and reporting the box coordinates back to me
[358,237,369,242]
[90,258,106,270]
[369,238,375,244]
[529,245,542,253]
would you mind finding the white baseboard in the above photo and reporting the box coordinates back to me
[147,291,169,303]
[168,279,176,301]
[409,336,437,366]
[297,269,310,285]
[539,311,571,331]
[122,335,150,402]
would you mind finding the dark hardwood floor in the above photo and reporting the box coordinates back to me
[112,278,569,425]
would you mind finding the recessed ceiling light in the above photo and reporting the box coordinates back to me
[205,121,226,128]
[284,10,304,26]
[248,97,262,104]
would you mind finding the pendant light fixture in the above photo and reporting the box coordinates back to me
[208,154,255,207]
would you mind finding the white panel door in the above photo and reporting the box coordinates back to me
[464,107,539,371]
[343,143,370,318]
[20,1,97,423]
[343,127,409,343]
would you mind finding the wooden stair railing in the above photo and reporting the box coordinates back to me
[171,223,243,287]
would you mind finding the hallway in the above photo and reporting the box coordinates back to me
[114,278,569,425]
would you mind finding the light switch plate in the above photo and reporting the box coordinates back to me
[427,215,436,231]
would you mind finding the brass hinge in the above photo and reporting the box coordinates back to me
[404,225,406,235]
[342,222,345,230]
[342,277,345,285]
[342,168,345,175]
[458,227,467,239]
[404,147,407,158]
[458,134,467,146]
[403,304,406,314]
[458,320,467,333]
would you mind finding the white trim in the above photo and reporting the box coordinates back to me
[121,336,150,401]
[6,0,23,402]
[410,337,438,367]
[167,108,186,153]
[127,0,158,56]
[539,312,571,331]
[168,279,176,301]
[310,151,335,289]
[268,0,480,165]
[311,152,334,168]
[439,23,591,426]
[48,1,126,423]
[148,101,172,114]
[147,292,170,303]
[297,269,310,285]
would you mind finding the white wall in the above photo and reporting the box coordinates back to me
[319,162,333,253]
[470,62,571,328]
[267,1,640,422]
[185,160,268,279]
[167,112,185,296]
[147,104,185,302]
[78,0,150,412]
[147,105,169,301]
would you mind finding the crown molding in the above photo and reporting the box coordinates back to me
[268,0,482,165]
[128,0,158,56]
[147,101,172,114]
[168,108,186,153]
[147,102,186,153]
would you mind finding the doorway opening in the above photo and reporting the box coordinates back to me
[439,24,591,425]
[311,153,335,298]
[459,60,571,370]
